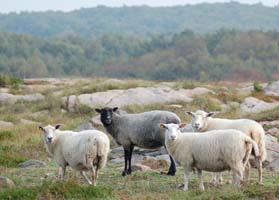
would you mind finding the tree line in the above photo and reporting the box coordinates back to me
[0,29,278,81]
[0,2,278,37]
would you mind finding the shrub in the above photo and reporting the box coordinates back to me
[0,74,23,89]
[253,81,263,92]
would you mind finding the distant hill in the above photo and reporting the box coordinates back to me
[0,29,278,81]
[0,2,278,37]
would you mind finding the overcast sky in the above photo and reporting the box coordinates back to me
[0,0,277,13]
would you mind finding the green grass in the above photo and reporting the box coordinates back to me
[0,163,278,200]
[0,180,112,200]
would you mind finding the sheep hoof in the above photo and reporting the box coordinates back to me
[167,170,176,176]
[257,182,264,186]
[199,186,205,191]
[122,171,128,176]
[178,183,184,188]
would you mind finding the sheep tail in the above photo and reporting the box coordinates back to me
[245,136,260,158]
[96,139,109,170]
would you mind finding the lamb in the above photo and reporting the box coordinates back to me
[95,107,181,176]
[186,110,266,184]
[39,124,110,186]
[160,123,260,191]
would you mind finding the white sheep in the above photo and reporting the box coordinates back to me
[39,124,110,186]
[186,110,266,184]
[160,123,259,191]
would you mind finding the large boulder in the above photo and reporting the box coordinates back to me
[131,164,152,172]
[18,93,45,102]
[267,128,279,137]
[0,120,14,128]
[20,119,39,125]
[74,121,96,131]
[266,159,279,171]
[0,177,15,189]
[62,86,213,111]
[0,93,44,103]
[264,81,279,96]
[264,134,279,170]
[240,97,279,113]
[18,159,46,168]
[260,120,279,127]
[0,93,17,103]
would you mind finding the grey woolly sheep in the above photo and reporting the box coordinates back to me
[95,107,180,176]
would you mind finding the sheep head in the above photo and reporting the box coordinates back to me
[185,110,216,131]
[160,123,186,141]
[38,124,60,143]
[95,107,118,126]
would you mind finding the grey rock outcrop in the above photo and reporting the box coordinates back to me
[264,81,279,96]
[240,97,279,113]
[18,159,46,168]
[0,177,15,189]
[63,86,213,111]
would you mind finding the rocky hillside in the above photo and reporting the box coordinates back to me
[0,78,279,199]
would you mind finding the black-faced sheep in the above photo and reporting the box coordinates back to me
[95,107,180,176]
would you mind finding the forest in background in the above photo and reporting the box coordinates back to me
[0,2,278,81]
[0,2,278,37]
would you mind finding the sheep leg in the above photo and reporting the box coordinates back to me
[232,170,239,186]
[217,172,223,184]
[232,168,243,187]
[257,158,263,185]
[183,168,190,191]
[58,166,66,181]
[122,149,129,176]
[167,155,176,176]
[80,171,92,185]
[244,162,250,181]
[210,173,217,185]
[94,168,98,186]
[197,169,205,191]
[127,145,134,175]
[91,166,96,186]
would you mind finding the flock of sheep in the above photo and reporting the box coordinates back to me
[38,106,266,191]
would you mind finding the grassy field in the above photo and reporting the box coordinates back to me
[0,78,279,199]
[1,163,279,200]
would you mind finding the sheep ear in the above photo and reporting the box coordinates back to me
[160,123,167,129]
[55,124,61,130]
[113,107,118,112]
[179,123,186,129]
[185,111,194,117]
[95,108,101,113]
[206,112,216,117]
[38,126,44,131]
